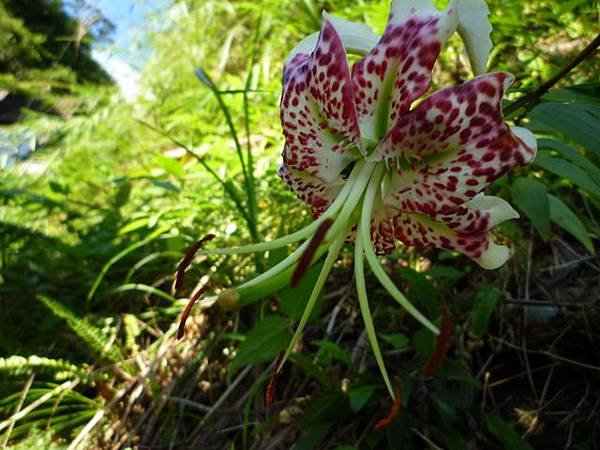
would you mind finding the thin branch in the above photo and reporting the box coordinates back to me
[504,32,600,116]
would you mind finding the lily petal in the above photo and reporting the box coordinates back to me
[389,194,518,266]
[456,0,493,75]
[278,162,343,217]
[372,73,536,214]
[351,0,458,142]
[281,18,362,184]
[287,13,379,62]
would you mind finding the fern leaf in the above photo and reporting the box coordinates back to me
[36,295,121,363]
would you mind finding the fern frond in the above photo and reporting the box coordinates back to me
[0,356,94,384]
[36,295,121,363]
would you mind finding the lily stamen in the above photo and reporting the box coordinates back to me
[291,218,334,287]
[177,284,210,340]
[194,0,536,400]
[175,234,215,292]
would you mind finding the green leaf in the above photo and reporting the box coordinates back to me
[542,86,600,107]
[485,414,533,450]
[379,333,409,349]
[436,360,481,388]
[37,295,121,363]
[538,138,600,185]
[149,178,179,193]
[400,268,439,311]
[425,265,466,280]
[48,181,68,195]
[278,261,324,321]
[114,181,132,208]
[289,353,335,389]
[439,423,468,450]
[511,178,550,240]
[155,153,185,178]
[314,340,352,366]
[530,103,600,157]
[413,327,436,359]
[470,287,500,336]
[548,194,595,254]
[347,385,378,412]
[534,154,600,197]
[230,316,291,371]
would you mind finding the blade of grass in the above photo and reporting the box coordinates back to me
[87,225,170,304]
[195,69,254,230]
[136,119,254,230]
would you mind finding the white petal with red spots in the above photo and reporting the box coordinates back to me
[387,194,519,268]
[351,0,458,141]
[278,162,344,218]
[371,73,536,215]
[280,19,362,186]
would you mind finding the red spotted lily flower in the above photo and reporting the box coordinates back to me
[206,0,537,398]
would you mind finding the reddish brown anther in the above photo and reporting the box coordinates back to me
[423,309,455,378]
[291,218,334,287]
[177,285,210,340]
[265,350,286,406]
[174,234,215,292]
[374,378,404,431]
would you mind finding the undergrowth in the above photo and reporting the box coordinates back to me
[1,0,599,448]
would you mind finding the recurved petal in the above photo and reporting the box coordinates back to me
[351,0,458,142]
[281,18,362,184]
[287,13,379,62]
[372,73,536,215]
[456,0,493,75]
[278,161,344,218]
[391,194,519,269]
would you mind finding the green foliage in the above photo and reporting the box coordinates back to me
[485,414,534,450]
[0,0,598,448]
[511,177,551,239]
[0,356,92,383]
[230,315,291,372]
[37,295,121,363]
[0,0,113,121]
[469,287,500,337]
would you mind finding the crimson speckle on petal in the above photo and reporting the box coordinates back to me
[279,0,536,269]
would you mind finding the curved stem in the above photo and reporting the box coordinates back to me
[326,161,376,239]
[360,166,439,335]
[504,32,600,116]
[236,239,311,291]
[355,231,395,399]
[204,160,367,256]
[277,230,348,373]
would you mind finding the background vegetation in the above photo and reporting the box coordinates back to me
[1,0,599,448]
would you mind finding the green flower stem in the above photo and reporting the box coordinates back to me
[277,229,349,373]
[204,159,367,256]
[217,160,375,309]
[359,164,439,335]
[235,243,329,306]
[325,160,375,239]
[354,231,395,399]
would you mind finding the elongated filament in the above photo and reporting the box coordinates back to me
[276,228,349,373]
[359,164,439,335]
[206,158,439,386]
[203,160,367,256]
[355,230,395,399]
